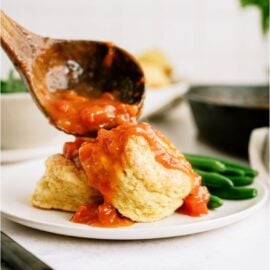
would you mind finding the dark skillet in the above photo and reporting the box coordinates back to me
[186,85,269,157]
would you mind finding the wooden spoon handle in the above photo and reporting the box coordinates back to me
[0,10,43,72]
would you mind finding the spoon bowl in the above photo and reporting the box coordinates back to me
[0,11,145,136]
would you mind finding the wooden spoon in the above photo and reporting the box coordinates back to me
[0,11,145,136]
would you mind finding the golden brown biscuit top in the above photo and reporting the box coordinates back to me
[63,122,209,227]
[68,123,196,203]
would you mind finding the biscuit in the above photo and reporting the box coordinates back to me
[113,135,192,222]
[137,49,173,88]
[137,49,172,75]
[139,61,171,87]
[79,124,193,223]
[31,154,101,212]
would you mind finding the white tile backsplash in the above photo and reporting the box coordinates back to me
[1,0,268,83]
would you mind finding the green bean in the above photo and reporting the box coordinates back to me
[228,176,254,187]
[184,155,226,172]
[222,166,246,176]
[209,187,257,200]
[195,169,234,188]
[222,162,257,177]
[208,195,223,209]
[184,153,258,177]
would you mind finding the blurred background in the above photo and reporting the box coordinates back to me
[1,0,269,160]
[1,0,269,83]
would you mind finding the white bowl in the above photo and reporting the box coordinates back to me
[1,93,69,150]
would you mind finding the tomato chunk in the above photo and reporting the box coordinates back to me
[71,202,134,227]
[177,186,210,217]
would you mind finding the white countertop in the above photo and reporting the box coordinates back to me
[1,103,269,270]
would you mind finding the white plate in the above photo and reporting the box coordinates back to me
[1,159,268,240]
[142,80,189,118]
